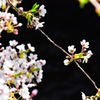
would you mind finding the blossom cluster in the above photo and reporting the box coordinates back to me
[0,11,22,36]
[63,39,93,66]
[20,3,47,29]
[0,0,47,99]
[0,40,46,100]
[0,0,47,37]
[0,0,23,37]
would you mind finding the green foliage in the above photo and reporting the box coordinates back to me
[74,53,84,60]
[29,3,39,13]
[30,66,40,72]
[78,0,89,8]
[21,3,40,27]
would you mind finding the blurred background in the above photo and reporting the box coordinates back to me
[1,0,100,100]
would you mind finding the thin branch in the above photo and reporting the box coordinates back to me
[5,5,10,13]
[6,0,18,11]
[89,0,100,10]
[74,60,98,90]
[38,28,72,57]
[38,28,98,90]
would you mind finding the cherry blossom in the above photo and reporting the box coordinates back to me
[39,5,47,17]
[63,59,70,66]
[0,12,22,36]
[80,39,89,49]
[0,40,46,99]
[64,39,93,66]
[68,45,76,54]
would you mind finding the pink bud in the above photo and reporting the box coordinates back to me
[14,29,18,35]
[30,89,38,98]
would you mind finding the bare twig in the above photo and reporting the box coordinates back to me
[74,60,98,90]
[5,5,10,13]
[6,0,18,11]
[38,28,72,57]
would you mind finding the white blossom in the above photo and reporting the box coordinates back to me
[32,17,45,30]
[0,78,5,85]
[35,21,45,30]
[82,56,89,63]
[68,45,76,54]
[83,50,93,63]
[63,59,70,66]
[81,92,91,100]
[80,39,89,49]
[27,43,35,52]
[0,84,10,100]
[39,5,47,17]
[9,40,18,47]
[35,70,43,83]
[28,53,38,60]
[86,50,93,58]
[19,84,30,100]
[16,44,25,52]
[27,84,36,88]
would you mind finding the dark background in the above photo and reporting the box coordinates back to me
[1,0,100,100]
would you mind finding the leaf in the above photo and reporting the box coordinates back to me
[30,3,39,13]
[74,53,84,60]
[15,73,21,77]
[30,66,40,72]
[34,67,40,71]
[78,0,89,8]
[19,52,27,58]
